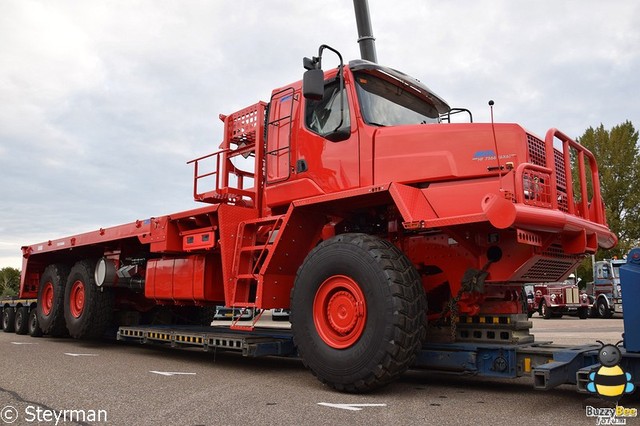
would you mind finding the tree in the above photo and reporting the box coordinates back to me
[0,267,21,297]
[576,121,640,259]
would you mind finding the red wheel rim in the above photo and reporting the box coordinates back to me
[313,275,367,349]
[69,280,86,318]
[42,282,54,316]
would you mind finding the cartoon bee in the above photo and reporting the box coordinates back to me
[587,340,635,401]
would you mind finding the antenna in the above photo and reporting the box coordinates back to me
[489,100,503,190]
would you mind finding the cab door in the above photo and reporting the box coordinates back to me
[297,77,359,193]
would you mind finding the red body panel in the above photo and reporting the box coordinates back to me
[18,61,617,326]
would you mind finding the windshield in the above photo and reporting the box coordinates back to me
[354,72,440,126]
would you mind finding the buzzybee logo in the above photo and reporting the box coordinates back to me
[587,341,635,401]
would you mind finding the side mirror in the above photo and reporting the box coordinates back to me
[325,127,350,143]
[303,69,324,101]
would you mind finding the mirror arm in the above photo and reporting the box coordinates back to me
[317,45,345,134]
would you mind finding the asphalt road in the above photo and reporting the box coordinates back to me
[0,315,634,426]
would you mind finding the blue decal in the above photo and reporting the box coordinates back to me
[473,150,496,159]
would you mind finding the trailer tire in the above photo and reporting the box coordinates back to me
[14,307,29,335]
[28,308,43,337]
[291,233,427,393]
[38,264,70,336]
[64,260,114,339]
[2,307,15,333]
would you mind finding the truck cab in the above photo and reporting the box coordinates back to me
[590,258,625,318]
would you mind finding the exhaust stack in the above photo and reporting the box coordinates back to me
[353,0,377,63]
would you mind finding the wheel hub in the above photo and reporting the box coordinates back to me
[313,275,367,349]
[326,290,362,334]
[42,282,54,316]
[70,280,86,318]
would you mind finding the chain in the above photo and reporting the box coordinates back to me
[437,262,492,342]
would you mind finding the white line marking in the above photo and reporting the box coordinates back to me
[149,371,197,376]
[317,403,387,411]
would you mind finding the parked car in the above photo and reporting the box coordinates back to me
[213,306,257,321]
[271,308,290,322]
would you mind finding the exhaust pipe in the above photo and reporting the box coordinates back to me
[353,0,377,63]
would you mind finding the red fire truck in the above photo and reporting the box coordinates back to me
[525,279,590,319]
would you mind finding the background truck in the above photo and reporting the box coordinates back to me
[2,0,619,393]
[588,257,625,318]
[525,280,590,319]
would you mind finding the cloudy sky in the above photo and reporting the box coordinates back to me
[1,0,639,269]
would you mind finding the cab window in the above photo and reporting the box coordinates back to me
[305,81,350,138]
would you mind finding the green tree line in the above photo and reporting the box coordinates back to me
[574,120,639,281]
[0,267,20,297]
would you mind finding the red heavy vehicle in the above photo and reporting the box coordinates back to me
[525,279,590,319]
[5,1,617,393]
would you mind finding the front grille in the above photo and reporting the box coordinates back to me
[521,258,575,281]
[554,149,569,212]
[526,134,570,213]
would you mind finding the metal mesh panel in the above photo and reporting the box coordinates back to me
[527,134,546,167]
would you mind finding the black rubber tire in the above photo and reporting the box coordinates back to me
[64,260,114,339]
[578,307,589,320]
[14,307,29,335]
[28,308,43,337]
[2,307,16,333]
[540,301,552,319]
[291,233,427,393]
[597,299,613,319]
[38,264,70,336]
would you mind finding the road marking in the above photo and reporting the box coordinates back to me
[149,371,197,376]
[317,403,387,411]
[11,342,38,345]
[64,353,98,357]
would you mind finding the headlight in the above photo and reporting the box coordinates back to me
[550,294,557,302]
[523,175,540,200]
[581,293,588,302]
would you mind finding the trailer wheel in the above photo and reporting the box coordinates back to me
[14,307,29,335]
[2,307,15,333]
[64,260,113,339]
[540,300,552,319]
[28,308,43,337]
[38,264,70,336]
[291,233,427,393]
[596,299,612,319]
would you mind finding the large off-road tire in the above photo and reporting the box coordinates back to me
[64,260,113,339]
[38,264,70,336]
[14,307,29,335]
[291,233,427,393]
[28,308,43,337]
[2,307,16,333]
